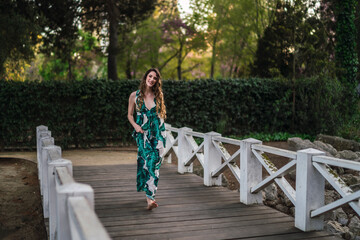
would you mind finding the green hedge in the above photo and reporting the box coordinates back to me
[0,77,344,149]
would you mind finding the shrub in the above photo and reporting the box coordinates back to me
[0,77,346,149]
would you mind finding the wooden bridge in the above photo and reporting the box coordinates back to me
[36,125,360,239]
[73,163,338,239]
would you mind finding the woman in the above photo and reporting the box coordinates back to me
[127,68,166,210]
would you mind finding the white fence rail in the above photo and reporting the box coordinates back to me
[36,125,110,240]
[162,124,360,232]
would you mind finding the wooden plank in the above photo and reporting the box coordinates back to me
[96,203,264,219]
[98,206,275,223]
[251,233,340,240]
[93,190,240,201]
[56,166,74,185]
[213,135,241,145]
[252,143,297,159]
[313,155,360,171]
[109,216,295,237]
[95,199,243,214]
[94,197,240,211]
[113,222,300,240]
[105,211,287,230]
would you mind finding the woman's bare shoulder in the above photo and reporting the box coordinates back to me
[129,91,137,98]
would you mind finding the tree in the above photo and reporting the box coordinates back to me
[39,30,105,81]
[81,0,157,80]
[113,0,179,79]
[190,0,276,78]
[36,0,82,81]
[162,17,206,80]
[0,0,42,78]
[252,0,339,130]
[252,0,336,79]
[190,0,230,78]
[117,16,163,79]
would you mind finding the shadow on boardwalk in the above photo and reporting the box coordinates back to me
[73,163,340,240]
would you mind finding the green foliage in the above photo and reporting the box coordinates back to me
[38,30,106,81]
[0,0,42,76]
[0,77,347,149]
[0,78,139,149]
[335,0,358,89]
[252,0,337,79]
[36,0,82,80]
[81,0,158,80]
[336,101,360,142]
[229,132,315,142]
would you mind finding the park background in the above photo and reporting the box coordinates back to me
[0,0,359,149]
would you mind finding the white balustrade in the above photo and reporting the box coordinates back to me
[295,148,325,231]
[68,196,110,240]
[36,126,110,240]
[177,127,194,173]
[162,123,179,163]
[240,138,263,204]
[211,136,241,185]
[311,156,360,217]
[164,124,360,233]
[204,132,222,186]
[251,143,296,205]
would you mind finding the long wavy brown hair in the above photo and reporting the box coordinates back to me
[137,68,166,119]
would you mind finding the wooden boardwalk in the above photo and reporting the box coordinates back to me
[73,163,339,240]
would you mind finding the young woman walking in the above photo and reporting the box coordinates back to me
[127,68,166,210]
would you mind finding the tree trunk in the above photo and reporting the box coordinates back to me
[68,53,73,81]
[210,34,218,78]
[126,55,131,79]
[125,44,133,79]
[177,43,183,80]
[108,13,118,80]
[292,25,296,131]
[356,2,360,84]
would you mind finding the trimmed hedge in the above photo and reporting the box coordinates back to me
[0,77,344,149]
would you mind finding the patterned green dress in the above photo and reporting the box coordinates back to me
[132,90,166,200]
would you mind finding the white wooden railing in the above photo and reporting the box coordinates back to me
[162,124,360,232]
[36,126,110,240]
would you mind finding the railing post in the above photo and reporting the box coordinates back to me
[47,148,72,240]
[178,127,193,174]
[56,182,94,240]
[37,128,52,194]
[40,141,56,218]
[165,152,172,164]
[39,136,54,196]
[164,123,172,163]
[240,138,263,204]
[36,125,49,179]
[295,148,325,231]
[203,132,222,186]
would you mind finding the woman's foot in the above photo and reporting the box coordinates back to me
[146,197,158,210]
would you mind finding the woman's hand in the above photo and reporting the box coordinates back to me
[134,124,144,134]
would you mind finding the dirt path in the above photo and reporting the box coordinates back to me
[0,146,138,166]
[0,158,47,239]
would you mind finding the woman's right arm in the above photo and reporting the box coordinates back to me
[128,91,144,133]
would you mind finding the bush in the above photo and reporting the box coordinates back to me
[0,77,347,149]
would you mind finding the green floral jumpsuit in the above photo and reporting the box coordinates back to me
[132,90,166,200]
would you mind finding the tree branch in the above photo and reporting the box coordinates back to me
[181,63,201,74]
[158,49,179,70]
